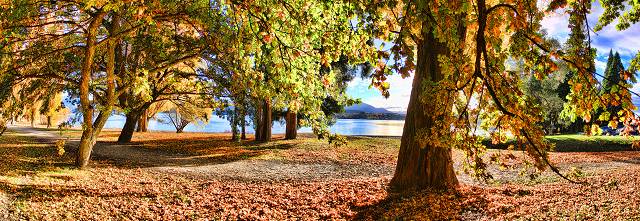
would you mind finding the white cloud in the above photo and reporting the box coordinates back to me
[540,11,570,42]
[347,75,413,112]
[594,58,607,74]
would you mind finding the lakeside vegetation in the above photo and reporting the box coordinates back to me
[485,135,639,152]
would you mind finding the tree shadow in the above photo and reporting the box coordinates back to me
[76,137,297,169]
[352,187,490,220]
[575,152,640,165]
[0,181,160,203]
[0,135,77,177]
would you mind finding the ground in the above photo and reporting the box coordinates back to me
[0,126,639,220]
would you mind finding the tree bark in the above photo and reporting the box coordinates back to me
[256,99,272,142]
[118,112,140,143]
[241,121,246,140]
[389,20,458,192]
[285,110,297,140]
[255,102,264,141]
[231,110,240,141]
[136,109,148,132]
[46,116,52,128]
[30,109,35,127]
[76,13,116,168]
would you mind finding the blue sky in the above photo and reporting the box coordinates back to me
[346,3,640,112]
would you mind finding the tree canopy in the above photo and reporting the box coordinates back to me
[0,0,639,194]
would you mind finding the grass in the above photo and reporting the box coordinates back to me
[546,134,636,151]
[484,134,638,152]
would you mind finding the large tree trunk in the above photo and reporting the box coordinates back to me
[285,110,297,140]
[76,13,116,168]
[389,20,458,192]
[255,102,264,141]
[118,112,140,143]
[136,109,148,132]
[256,99,272,142]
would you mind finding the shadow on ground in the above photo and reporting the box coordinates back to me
[353,187,489,220]
[86,138,296,168]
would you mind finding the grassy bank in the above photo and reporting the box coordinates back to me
[484,134,638,152]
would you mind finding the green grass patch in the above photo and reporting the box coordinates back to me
[485,134,638,152]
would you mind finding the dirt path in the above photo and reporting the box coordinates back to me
[6,125,639,185]
[7,125,60,142]
[1,126,392,182]
[91,141,394,181]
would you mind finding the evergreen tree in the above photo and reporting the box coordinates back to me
[601,50,616,93]
[599,50,627,127]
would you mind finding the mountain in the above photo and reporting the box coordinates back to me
[338,103,406,120]
[345,103,392,114]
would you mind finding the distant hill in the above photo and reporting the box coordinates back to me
[345,103,392,114]
[339,103,405,120]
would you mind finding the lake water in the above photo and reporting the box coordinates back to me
[103,114,405,136]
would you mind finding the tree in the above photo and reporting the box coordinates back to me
[344,0,640,191]
[39,92,67,128]
[213,1,365,143]
[602,50,618,93]
[522,70,570,134]
[598,50,631,127]
[1,0,217,168]
[136,101,170,133]
[162,101,211,133]
[114,5,218,143]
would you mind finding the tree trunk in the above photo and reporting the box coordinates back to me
[76,13,116,168]
[46,116,52,128]
[231,110,240,142]
[285,110,297,140]
[255,102,264,141]
[136,109,148,132]
[176,126,185,133]
[241,121,246,140]
[389,20,458,192]
[77,129,98,168]
[118,112,140,143]
[30,110,35,127]
[256,99,272,142]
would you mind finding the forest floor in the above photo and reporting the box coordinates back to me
[0,126,639,220]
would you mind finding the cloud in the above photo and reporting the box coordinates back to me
[540,2,640,58]
[594,57,607,74]
[540,11,570,42]
[347,74,413,112]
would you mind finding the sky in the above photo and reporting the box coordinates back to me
[346,3,640,112]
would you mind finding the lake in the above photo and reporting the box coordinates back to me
[103,114,405,136]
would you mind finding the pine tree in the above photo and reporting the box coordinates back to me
[599,50,626,125]
[601,49,615,93]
